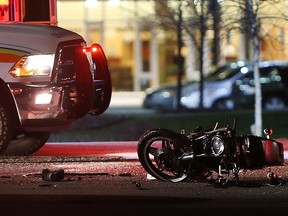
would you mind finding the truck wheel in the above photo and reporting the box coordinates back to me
[0,103,11,153]
[2,132,50,156]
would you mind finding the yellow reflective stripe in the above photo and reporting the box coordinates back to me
[0,48,25,63]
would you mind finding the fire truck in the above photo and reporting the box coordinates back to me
[0,0,112,155]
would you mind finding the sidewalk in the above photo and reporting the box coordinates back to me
[109,91,146,108]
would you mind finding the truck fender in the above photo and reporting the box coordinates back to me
[90,43,112,115]
[69,47,94,119]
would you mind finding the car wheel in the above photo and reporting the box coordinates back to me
[263,96,286,110]
[213,99,234,110]
[0,103,11,154]
[2,131,50,156]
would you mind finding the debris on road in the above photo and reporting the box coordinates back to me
[42,169,65,182]
[267,171,285,186]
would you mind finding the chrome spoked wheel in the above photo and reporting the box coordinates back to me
[138,129,192,183]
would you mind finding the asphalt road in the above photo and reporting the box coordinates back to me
[2,140,288,216]
[1,93,288,216]
[1,159,288,216]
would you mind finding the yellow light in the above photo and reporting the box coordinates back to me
[108,0,121,7]
[9,54,54,77]
[84,0,98,8]
[0,0,8,5]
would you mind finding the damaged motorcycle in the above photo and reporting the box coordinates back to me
[137,118,284,184]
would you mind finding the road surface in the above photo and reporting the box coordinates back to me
[1,140,288,216]
[34,141,138,159]
[37,139,288,160]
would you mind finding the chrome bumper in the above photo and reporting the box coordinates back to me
[11,83,84,131]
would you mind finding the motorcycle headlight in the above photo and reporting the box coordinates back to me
[211,136,225,156]
[9,54,54,77]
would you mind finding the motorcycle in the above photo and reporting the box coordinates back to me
[137,118,284,184]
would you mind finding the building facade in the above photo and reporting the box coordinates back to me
[57,0,288,91]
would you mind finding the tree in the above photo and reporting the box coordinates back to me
[155,0,287,120]
[184,0,221,109]
[175,0,184,111]
[154,0,222,110]
[225,0,288,136]
[246,0,262,136]
[155,0,184,111]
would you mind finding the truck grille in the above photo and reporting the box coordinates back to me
[56,45,77,83]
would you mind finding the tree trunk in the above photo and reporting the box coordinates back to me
[247,0,262,136]
[176,0,183,111]
[252,36,262,136]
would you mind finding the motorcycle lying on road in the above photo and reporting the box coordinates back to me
[137,118,284,184]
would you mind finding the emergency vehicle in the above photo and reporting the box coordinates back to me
[0,0,112,155]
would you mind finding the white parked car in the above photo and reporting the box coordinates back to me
[143,61,288,111]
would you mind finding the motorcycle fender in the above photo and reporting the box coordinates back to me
[239,136,283,168]
[263,139,284,165]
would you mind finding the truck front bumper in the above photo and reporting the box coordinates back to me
[11,83,90,131]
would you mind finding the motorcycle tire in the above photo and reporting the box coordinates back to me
[137,128,192,183]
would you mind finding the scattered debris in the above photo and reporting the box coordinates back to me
[119,172,132,177]
[38,184,57,187]
[146,174,156,180]
[42,169,65,182]
[267,171,284,186]
[135,182,141,188]
[0,175,11,179]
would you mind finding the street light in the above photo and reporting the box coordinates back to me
[108,0,121,7]
[84,0,98,8]
[84,0,121,8]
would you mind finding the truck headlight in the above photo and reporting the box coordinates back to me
[9,54,54,77]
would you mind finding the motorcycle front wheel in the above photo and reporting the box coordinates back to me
[137,128,192,183]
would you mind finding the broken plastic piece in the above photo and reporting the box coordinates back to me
[146,174,156,180]
[42,169,65,182]
[267,171,283,186]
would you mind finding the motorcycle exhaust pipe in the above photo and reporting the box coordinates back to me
[179,153,208,161]
[179,154,194,161]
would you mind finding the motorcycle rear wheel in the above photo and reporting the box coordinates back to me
[137,128,192,183]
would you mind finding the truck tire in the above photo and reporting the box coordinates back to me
[2,132,50,156]
[0,103,11,154]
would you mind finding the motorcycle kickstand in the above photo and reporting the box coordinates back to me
[217,164,228,186]
[232,163,240,185]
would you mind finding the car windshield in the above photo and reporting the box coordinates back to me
[206,61,249,81]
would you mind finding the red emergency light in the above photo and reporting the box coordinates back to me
[0,0,57,25]
[83,46,98,53]
[0,0,8,21]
